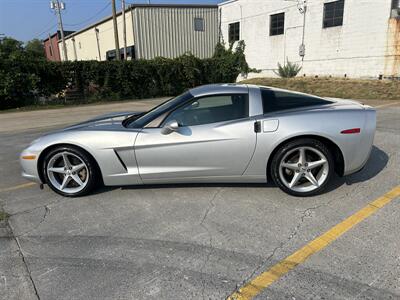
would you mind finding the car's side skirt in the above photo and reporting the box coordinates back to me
[104,175,266,186]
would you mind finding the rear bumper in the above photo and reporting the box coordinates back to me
[343,147,371,176]
[343,108,376,176]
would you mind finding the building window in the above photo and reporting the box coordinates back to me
[194,18,204,31]
[270,13,285,36]
[391,0,400,17]
[323,0,345,28]
[48,46,53,56]
[228,22,240,43]
[106,46,135,61]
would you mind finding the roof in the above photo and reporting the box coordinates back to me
[218,0,239,6]
[129,4,218,9]
[62,3,218,41]
[43,30,75,42]
[189,84,249,97]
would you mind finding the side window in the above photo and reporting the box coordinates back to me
[164,94,249,127]
[261,89,331,113]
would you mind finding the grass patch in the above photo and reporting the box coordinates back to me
[242,77,400,101]
[0,210,9,222]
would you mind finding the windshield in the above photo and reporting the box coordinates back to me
[127,91,193,128]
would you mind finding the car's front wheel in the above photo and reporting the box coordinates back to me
[43,146,99,197]
[271,138,334,197]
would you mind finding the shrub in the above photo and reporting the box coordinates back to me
[0,42,251,110]
[275,60,302,78]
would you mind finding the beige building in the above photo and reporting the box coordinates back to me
[59,4,218,61]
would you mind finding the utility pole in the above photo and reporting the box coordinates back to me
[121,0,127,60]
[51,0,68,61]
[111,0,121,60]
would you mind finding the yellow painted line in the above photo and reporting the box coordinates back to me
[0,182,36,193]
[228,185,400,300]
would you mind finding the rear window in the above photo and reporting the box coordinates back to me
[261,88,332,113]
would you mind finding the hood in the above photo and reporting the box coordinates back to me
[60,111,144,132]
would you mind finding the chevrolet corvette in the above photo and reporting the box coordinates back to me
[20,84,376,197]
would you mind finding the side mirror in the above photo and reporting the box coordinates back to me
[161,120,179,135]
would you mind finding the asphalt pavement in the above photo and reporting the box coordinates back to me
[0,99,399,300]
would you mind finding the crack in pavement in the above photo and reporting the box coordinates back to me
[14,205,51,238]
[0,201,54,300]
[199,188,222,300]
[7,219,41,300]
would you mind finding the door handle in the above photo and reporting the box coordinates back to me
[254,121,261,133]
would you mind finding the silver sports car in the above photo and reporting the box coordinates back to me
[20,84,376,197]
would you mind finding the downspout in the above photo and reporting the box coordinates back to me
[131,5,139,59]
[95,28,101,61]
[300,2,307,64]
[239,3,243,40]
[218,7,223,43]
[71,37,78,61]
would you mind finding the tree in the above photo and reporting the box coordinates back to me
[0,37,24,59]
[25,39,45,58]
[0,37,45,60]
[212,41,259,79]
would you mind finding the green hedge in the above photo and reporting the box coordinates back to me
[0,42,250,110]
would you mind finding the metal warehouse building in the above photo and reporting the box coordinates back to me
[220,0,400,79]
[60,4,218,61]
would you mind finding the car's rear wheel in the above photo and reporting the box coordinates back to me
[43,146,99,197]
[271,138,334,197]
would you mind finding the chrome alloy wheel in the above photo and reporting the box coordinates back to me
[278,146,329,193]
[46,151,89,194]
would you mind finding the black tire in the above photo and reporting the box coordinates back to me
[42,146,100,197]
[270,138,334,197]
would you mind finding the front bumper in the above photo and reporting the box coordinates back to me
[20,148,42,183]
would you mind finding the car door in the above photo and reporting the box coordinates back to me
[134,94,257,182]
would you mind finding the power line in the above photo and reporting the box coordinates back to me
[64,2,111,27]
[34,23,58,39]
[32,19,58,39]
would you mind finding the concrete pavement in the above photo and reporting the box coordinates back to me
[0,98,166,133]
[0,100,399,300]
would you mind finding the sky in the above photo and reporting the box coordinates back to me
[0,0,222,42]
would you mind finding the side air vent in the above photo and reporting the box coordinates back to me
[114,150,128,171]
